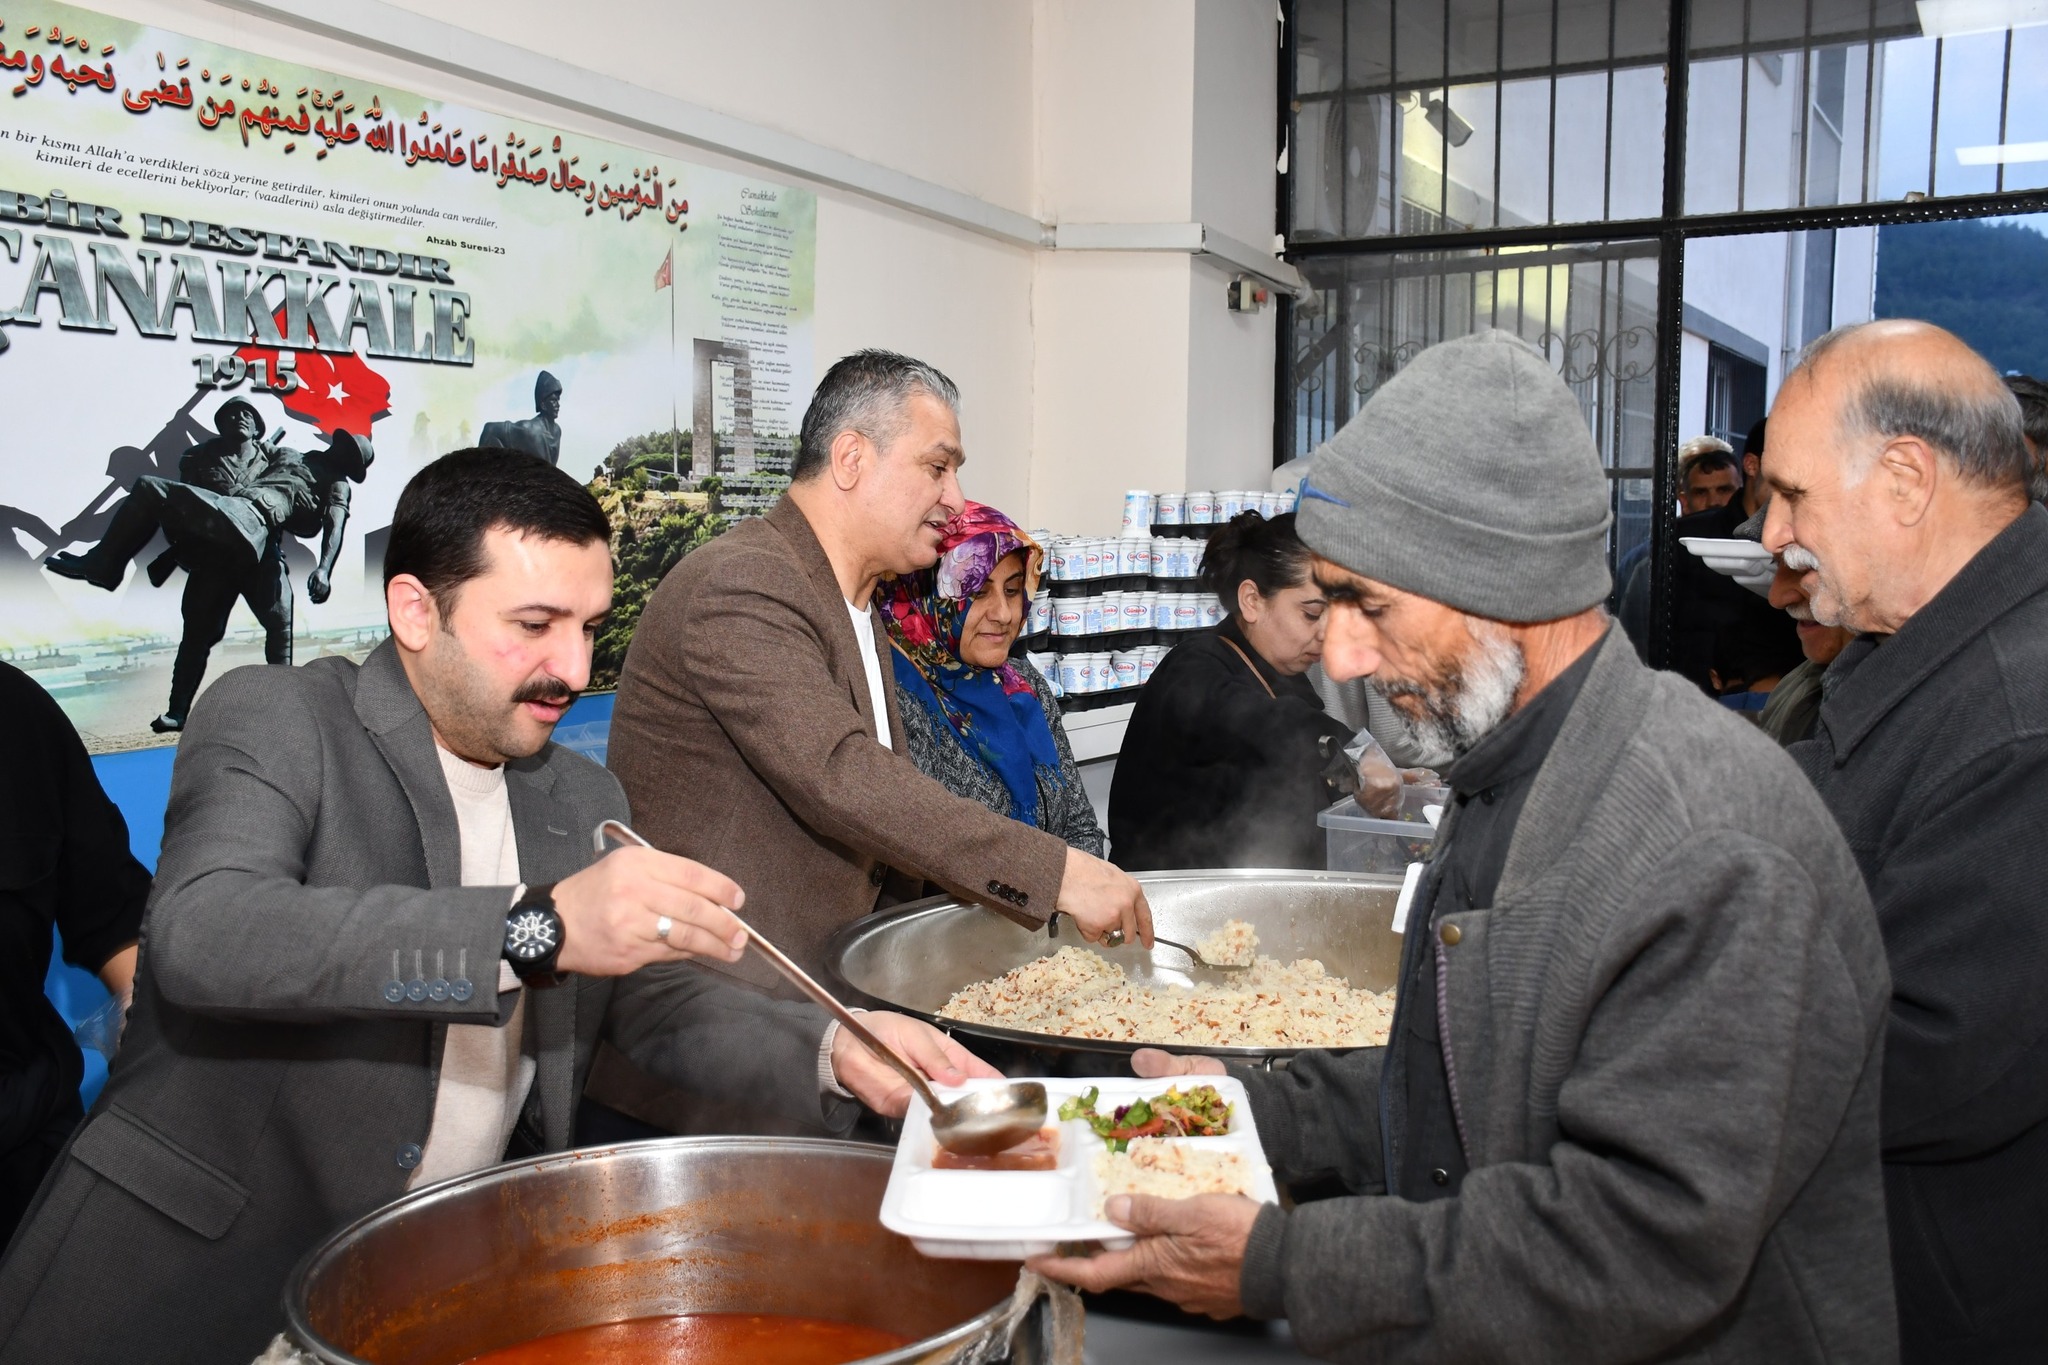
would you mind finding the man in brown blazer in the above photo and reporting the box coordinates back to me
[610,350,1150,1003]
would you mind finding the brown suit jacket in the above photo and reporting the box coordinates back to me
[609,495,1068,994]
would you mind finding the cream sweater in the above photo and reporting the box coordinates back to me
[408,746,536,1188]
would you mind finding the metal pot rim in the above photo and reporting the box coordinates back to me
[283,1136,1017,1365]
[823,867,1400,1061]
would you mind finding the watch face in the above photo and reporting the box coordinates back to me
[506,907,560,962]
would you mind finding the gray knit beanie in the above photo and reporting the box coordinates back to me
[1295,329,1612,623]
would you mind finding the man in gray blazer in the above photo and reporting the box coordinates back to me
[0,450,988,1365]
[1033,332,1898,1362]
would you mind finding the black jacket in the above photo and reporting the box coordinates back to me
[0,664,149,1247]
[1791,503,2048,1364]
[1109,620,1351,871]
[1671,501,1803,692]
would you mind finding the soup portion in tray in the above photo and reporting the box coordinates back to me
[463,1313,911,1365]
[936,919,1395,1049]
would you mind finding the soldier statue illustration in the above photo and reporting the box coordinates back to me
[479,370,564,466]
[44,397,372,733]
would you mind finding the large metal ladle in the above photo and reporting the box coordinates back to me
[595,820,1047,1156]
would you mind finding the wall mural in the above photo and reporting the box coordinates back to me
[0,0,815,748]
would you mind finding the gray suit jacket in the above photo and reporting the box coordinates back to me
[1237,630,1898,1363]
[0,641,849,1365]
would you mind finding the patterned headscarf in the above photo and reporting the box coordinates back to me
[881,502,1059,827]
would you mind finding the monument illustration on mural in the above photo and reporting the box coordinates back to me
[480,372,566,467]
[43,400,373,731]
[691,340,753,479]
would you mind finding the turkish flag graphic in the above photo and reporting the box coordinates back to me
[237,306,394,436]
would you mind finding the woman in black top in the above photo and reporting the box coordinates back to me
[1109,511,1354,870]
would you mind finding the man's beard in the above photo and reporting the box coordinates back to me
[1369,618,1527,769]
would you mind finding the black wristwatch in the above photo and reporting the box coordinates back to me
[504,882,566,985]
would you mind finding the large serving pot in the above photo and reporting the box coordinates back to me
[824,869,1405,1074]
[285,1138,1037,1365]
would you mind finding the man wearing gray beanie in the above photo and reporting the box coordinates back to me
[1033,331,1898,1362]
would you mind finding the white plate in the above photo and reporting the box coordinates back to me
[1679,536,1776,598]
[1679,536,1772,574]
[879,1076,1278,1260]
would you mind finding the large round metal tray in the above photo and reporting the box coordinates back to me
[823,869,1405,1074]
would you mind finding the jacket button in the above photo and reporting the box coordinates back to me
[1431,1167,1450,1186]
[428,978,450,1001]
[395,1143,423,1170]
[405,978,428,1002]
[869,864,887,887]
[450,978,474,1003]
[382,981,405,1003]
[1440,923,1462,946]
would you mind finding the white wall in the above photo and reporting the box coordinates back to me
[1191,0,1278,247]
[1678,332,1712,443]
[816,199,1039,519]
[1686,236,1790,379]
[1030,0,1197,534]
[1681,221,1879,446]
[1031,252,1195,532]
[1834,225,1879,327]
[103,0,1282,536]
[1185,0,1282,501]
[1034,0,1194,225]
[1029,0,1282,533]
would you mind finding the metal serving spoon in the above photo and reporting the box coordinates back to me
[1048,912,1250,972]
[595,820,1047,1156]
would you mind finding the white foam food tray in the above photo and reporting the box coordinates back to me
[879,1075,1278,1260]
[1679,536,1776,596]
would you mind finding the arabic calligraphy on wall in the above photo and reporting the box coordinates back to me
[3,15,691,226]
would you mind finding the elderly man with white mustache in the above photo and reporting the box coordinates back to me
[1761,319,2048,1365]
[1032,330,1898,1364]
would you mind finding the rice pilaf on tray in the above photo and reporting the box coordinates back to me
[1092,1139,1255,1214]
[937,920,1394,1049]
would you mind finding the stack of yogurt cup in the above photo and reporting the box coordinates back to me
[1148,537,1205,579]
[1021,491,1290,705]
[1043,535,1155,585]
[1042,644,1175,699]
[1038,588,1229,641]
[1026,590,1054,636]
[1147,487,1297,526]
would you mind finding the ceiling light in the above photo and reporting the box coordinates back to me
[1956,140,2048,164]
[1916,0,2048,38]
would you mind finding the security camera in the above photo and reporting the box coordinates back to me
[1227,276,1270,313]
[1423,95,1474,148]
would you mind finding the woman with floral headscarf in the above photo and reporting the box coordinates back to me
[881,503,1104,855]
